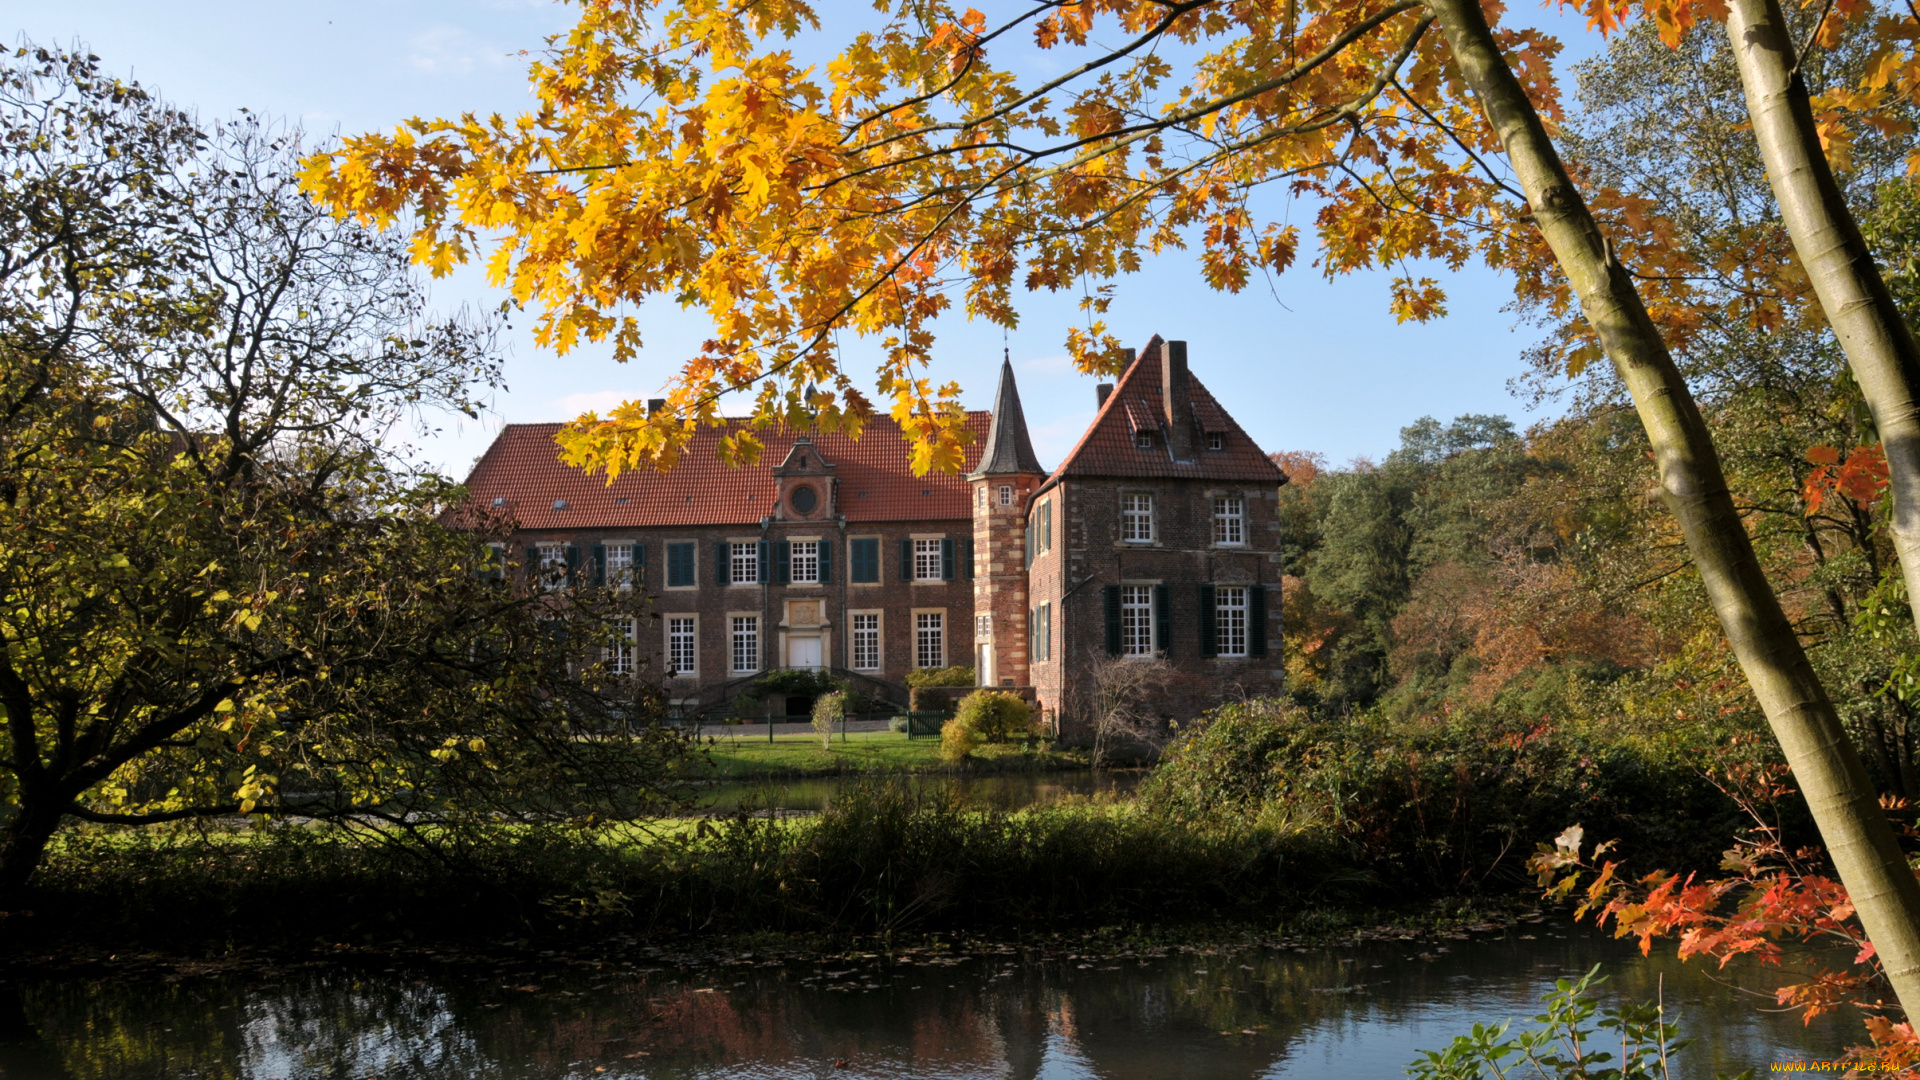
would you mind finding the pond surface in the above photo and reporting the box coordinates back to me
[697,771,1144,815]
[3,924,1857,1079]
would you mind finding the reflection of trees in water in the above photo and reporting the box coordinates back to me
[14,930,1861,1079]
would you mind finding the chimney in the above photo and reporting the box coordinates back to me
[1162,340,1194,461]
[1096,383,1114,410]
[647,398,666,415]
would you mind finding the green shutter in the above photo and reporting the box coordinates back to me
[715,541,730,586]
[1104,586,1122,656]
[900,538,912,580]
[941,537,955,580]
[523,545,540,584]
[1025,522,1034,567]
[1250,585,1268,657]
[633,543,647,585]
[776,540,791,584]
[591,544,607,587]
[819,540,832,583]
[1198,584,1217,658]
[564,545,581,584]
[851,538,876,583]
[1154,583,1170,657]
[757,539,770,584]
[962,535,973,580]
[1043,604,1052,661]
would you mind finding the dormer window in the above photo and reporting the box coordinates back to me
[1134,430,1157,449]
[1207,431,1224,451]
[552,499,569,510]
[492,496,506,507]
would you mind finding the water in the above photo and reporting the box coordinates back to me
[696,771,1144,815]
[4,925,1858,1079]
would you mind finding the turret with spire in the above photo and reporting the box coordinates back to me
[968,354,1050,689]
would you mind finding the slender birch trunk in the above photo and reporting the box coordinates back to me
[1721,0,1920,637]
[1420,0,1920,1014]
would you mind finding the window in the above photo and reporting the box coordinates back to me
[665,542,696,587]
[1216,587,1248,657]
[1207,431,1225,451]
[605,545,633,589]
[606,617,637,676]
[790,540,819,584]
[915,611,945,669]
[850,538,880,583]
[1134,429,1156,449]
[913,538,943,581]
[1213,495,1246,546]
[975,614,991,640]
[730,615,760,673]
[667,617,697,676]
[1032,603,1051,663]
[730,542,759,585]
[977,486,986,509]
[1121,585,1156,656]
[998,484,1013,506]
[537,542,566,590]
[1036,498,1052,553]
[1121,493,1154,543]
[852,613,880,670]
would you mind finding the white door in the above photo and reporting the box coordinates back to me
[790,636,822,669]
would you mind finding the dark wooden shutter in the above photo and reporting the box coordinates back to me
[776,540,791,584]
[715,541,731,586]
[962,536,973,579]
[819,540,832,584]
[757,539,770,583]
[523,545,540,584]
[1104,586,1122,656]
[852,538,875,582]
[899,538,913,580]
[1198,584,1217,658]
[591,544,606,588]
[564,545,581,584]
[1250,584,1268,657]
[1029,607,1037,665]
[632,543,647,585]
[941,537,955,580]
[1025,522,1034,567]
[1154,583,1170,657]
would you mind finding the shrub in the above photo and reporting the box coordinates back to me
[939,716,980,763]
[811,691,845,748]
[905,665,975,689]
[953,690,1033,743]
[750,668,844,698]
[887,715,910,733]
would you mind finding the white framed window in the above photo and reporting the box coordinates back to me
[1121,585,1155,656]
[1037,498,1052,552]
[790,539,820,584]
[605,545,634,589]
[915,611,945,669]
[913,538,943,581]
[1134,429,1156,449]
[977,486,987,508]
[975,614,991,640]
[1121,493,1154,543]
[1207,431,1224,451]
[852,613,881,671]
[998,484,1013,506]
[1216,586,1248,657]
[730,615,760,674]
[1213,496,1246,546]
[537,542,566,590]
[730,542,759,585]
[1035,602,1051,662]
[667,616,697,677]
[606,617,637,676]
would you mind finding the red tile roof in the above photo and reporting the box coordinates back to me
[1048,336,1287,484]
[463,414,990,530]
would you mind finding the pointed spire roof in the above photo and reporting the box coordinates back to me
[969,356,1046,477]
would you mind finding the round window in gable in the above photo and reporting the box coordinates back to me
[790,485,818,515]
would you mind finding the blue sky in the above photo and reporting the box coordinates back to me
[6,0,1604,478]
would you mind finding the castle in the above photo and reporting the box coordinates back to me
[460,336,1287,734]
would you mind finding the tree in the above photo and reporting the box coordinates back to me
[302,0,1920,1011]
[0,49,688,904]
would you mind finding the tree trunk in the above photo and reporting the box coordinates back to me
[1723,0,1920,634]
[0,798,63,911]
[1422,0,1920,1014]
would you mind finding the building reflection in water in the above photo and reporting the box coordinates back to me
[11,927,1853,1080]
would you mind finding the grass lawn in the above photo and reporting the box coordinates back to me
[690,729,1084,777]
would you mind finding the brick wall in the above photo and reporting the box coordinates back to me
[1032,476,1285,737]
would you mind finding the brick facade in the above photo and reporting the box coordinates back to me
[461,335,1284,727]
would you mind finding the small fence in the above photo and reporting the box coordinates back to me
[675,710,951,741]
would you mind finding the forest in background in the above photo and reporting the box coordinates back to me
[1267,15,1920,805]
